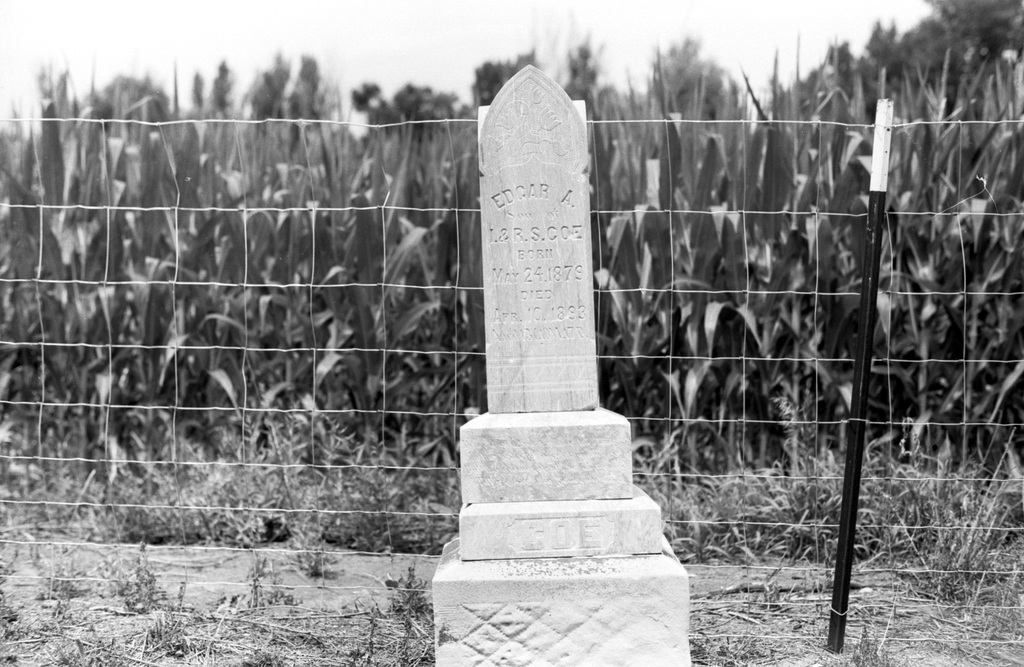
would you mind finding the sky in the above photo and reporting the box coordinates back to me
[0,0,933,118]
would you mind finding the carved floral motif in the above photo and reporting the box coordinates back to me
[480,66,587,176]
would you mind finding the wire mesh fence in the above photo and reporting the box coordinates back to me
[1,109,1022,664]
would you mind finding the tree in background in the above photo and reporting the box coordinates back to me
[928,0,1023,69]
[472,45,603,112]
[87,74,170,122]
[289,56,323,120]
[192,72,204,112]
[796,42,868,118]
[564,39,600,105]
[393,84,459,121]
[473,51,536,107]
[211,61,234,116]
[862,19,949,86]
[654,37,736,119]
[351,82,391,124]
[472,42,603,111]
[249,53,291,120]
[247,54,329,121]
[814,0,1024,115]
[36,68,77,119]
[352,81,463,126]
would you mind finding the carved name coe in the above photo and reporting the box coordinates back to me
[478,65,598,414]
[508,515,614,555]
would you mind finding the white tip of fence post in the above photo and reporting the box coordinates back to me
[573,100,588,125]
[870,99,894,193]
[478,105,490,142]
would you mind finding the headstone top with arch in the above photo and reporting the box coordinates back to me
[479,65,588,177]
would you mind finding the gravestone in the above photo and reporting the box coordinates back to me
[477,67,598,414]
[432,66,691,666]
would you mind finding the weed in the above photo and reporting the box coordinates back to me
[898,468,1017,604]
[387,565,432,621]
[288,515,338,579]
[389,566,433,665]
[239,650,289,667]
[348,611,380,667]
[115,545,162,613]
[145,611,194,658]
[689,632,773,666]
[247,555,297,609]
[0,564,18,661]
[348,566,433,666]
[977,548,1024,641]
[175,580,188,610]
[53,638,132,667]
[848,630,906,667]
[295,544,337,580]
[0,564,16,631]
[38,550,88,603]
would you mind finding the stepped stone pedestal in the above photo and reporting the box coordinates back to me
[432,65,690,666]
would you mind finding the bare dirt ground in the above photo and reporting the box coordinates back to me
[0,537,1021,666]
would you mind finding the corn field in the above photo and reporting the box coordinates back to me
[1,63,1023,561]
[4,66,1024,463]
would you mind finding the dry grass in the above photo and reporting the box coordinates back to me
[0,544,435,666]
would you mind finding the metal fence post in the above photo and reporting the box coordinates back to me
[827,98,894,654]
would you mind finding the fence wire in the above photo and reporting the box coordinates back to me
[1,113,1022,662]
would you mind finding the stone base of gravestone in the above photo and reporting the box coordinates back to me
[433,538,691,666]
